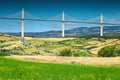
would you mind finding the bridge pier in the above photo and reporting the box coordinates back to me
[100,13,103,37]
[62,11,65,37]
[21,8,25,44]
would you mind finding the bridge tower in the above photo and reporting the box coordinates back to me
[100,13,103,37]
[21,8,25,44]
[62,11,65,37]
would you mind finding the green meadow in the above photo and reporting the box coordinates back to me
[0,57,120,80]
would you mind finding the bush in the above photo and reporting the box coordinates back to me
[0,49,21,55]
[59,48,92,57]
[0,52,9,56]
[32,51,41,55]
[59,48,72,56]
[98,46,117,57]
[73,52,80,57]
[116,46,120,56]
[116,50,120,56]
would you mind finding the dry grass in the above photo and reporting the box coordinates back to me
[86,39,120,54]
[29,38,75,41]
[7,55,120,66]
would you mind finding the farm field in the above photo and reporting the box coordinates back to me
[0,57,120,80]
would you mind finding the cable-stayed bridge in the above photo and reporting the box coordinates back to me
[0,8,120,44]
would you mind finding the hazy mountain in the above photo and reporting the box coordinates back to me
[2,26,120,38]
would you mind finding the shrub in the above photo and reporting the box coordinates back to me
[98,46,117,57]
[11,51,22,55]
[116,46,120,56]
[59,48,72,56]
[59,48,92,57]
[0,49,21,55]
[32,51,41,55]
[79,51,92,57]
[0,52,9,56]
[73,52,80,57]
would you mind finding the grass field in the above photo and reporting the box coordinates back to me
[0,57,120,80]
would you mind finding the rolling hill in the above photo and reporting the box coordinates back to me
[2,26,120,38]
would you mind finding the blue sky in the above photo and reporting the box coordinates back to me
[0,0,120,32]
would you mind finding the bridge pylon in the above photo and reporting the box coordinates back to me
[62,11,65,37]
[21,8,25,44]
[100,13,103,37]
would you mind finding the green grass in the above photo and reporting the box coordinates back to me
[0,58,120,80]
[0,44,11,48]
[42,44,65,49]
[27,39,91,56]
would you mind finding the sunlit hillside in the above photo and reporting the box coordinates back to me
[0,34,120,56]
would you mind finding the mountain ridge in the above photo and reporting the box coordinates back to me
[1,26,120,38]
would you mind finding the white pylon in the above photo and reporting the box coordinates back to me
[62,11,65,37]
[21,8,25,43]
[100,13,103,37]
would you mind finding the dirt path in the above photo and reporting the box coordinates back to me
[7,55,120,66]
